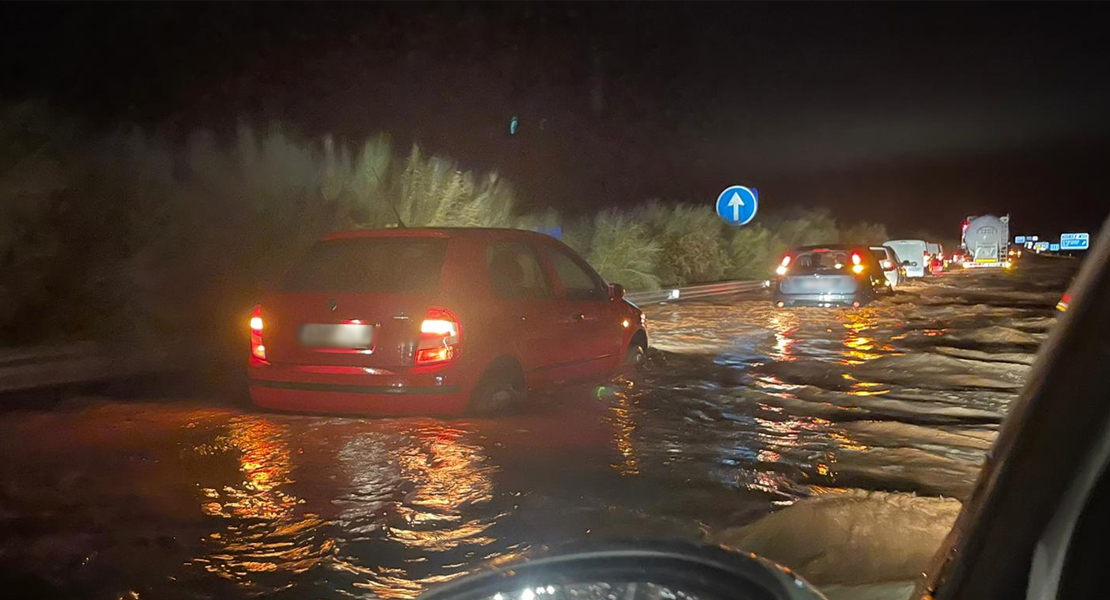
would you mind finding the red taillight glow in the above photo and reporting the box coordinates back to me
[250,305,266,361]
[420,319,457,336]
[776,255,791,276]
[416,307,460,365]
[850,252,864,273]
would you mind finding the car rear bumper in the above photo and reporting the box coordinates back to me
[248,361,471,415]
[963,261,1004,268]
[773,291,866,307]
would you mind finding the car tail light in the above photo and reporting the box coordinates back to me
[776,255,791,276]
[416,307,460,364]
[250,305,266,361]
[1057,293,1071,312]
[851,252,865,274]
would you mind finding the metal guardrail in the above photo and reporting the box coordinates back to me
[625,279,770,306]
[0,343,169,394]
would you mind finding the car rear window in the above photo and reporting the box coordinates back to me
[282,238,447,293]
[791,249,851,274]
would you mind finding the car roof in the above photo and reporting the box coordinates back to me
[790,244,871,252]
[321,227,552,243]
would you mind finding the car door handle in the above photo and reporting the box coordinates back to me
[570,313,586,322]
[512,314,527,322]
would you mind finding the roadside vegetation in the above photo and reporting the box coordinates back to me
[0,104,891,364]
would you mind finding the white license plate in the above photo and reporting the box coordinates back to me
[300,324,373,349]
[792,278,826,292]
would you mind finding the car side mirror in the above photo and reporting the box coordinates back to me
[609,283,626,300]
[902,260,911,266]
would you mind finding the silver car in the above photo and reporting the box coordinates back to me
[773,245,888,308]
[870,245,906,290]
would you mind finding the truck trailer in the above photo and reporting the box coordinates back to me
[960,214,1011,268]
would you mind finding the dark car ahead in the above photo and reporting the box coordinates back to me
[773,245,888,308]
[248,228,647,416]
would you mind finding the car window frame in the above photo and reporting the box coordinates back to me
[538,241,610,303]
[484,239,556,301]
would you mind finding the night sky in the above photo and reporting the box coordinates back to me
[3,2,1109,238]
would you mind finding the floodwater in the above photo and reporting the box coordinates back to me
[0,258,1076,599]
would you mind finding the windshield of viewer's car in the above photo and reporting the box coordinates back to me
[2,3,1109,600]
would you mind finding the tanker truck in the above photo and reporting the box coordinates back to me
[960,214,1011,268]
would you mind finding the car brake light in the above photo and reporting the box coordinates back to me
[416,307,460,364]
[250,305,266,361]
[850,252,864,273]
[775,255,791,276]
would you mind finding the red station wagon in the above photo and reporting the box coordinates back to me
[247,228,648,415]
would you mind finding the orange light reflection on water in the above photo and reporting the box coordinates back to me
[605,380,641,476]
[839,309,893,365]
[193,415,330,587]
[768,311,800,362]
[389,425,496,552]
[192,417,504,598]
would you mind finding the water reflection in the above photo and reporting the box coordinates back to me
[767,311,800,362]
[331,422,503,599]
[839,309,893,365]
[189,415,507,598]
[389,425,497,550]
[605,380,642,476]
[193,415,332,587]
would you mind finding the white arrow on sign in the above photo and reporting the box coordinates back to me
[728,192,745,222]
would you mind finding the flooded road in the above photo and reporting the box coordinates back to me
[0,259,1076,599]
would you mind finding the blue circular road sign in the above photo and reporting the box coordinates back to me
[715,186,759,226]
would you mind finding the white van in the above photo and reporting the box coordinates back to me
[883,239,928,278]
